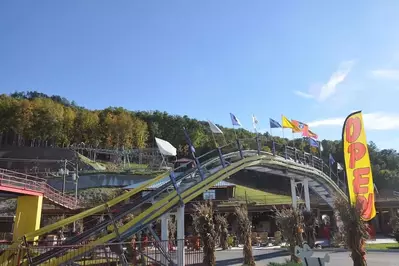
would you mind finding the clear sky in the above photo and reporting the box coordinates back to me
[1,1,399,149]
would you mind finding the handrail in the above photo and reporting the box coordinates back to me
[0,169,79,209]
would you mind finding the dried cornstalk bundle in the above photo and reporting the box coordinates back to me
[215,213,229,250]
[235,204,255,266]
[191,201,216,266]
[334,198,369,266]
[302,210,316,248]
[274,207,303,263]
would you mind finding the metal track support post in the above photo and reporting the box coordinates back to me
[272,141,276,156]
[236,139,244,159]
[176,205,185,266]
[161,214,170,265]
[255,135,261,155]
[170,172,184,205]
[290,178,297,209]
[217,147,225,168]
[303,178,311,211]
[107,206,128,266]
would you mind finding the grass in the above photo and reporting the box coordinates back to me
[365,243,399,250]
[77,152,162,175]
[233,185,293,205]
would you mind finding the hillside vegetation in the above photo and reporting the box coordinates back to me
[0,91,399,190]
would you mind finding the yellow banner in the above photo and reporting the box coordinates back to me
[342,111,376,221]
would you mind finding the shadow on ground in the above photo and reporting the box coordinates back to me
[216,250,289,266]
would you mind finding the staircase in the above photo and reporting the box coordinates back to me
[0,168,79,209]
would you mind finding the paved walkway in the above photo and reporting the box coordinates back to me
[216,249,399,266]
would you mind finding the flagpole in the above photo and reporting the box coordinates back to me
[281,114,285,139]
[211,131,218,148]
[233,124,238,140]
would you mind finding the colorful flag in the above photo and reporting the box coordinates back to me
[281,115,294,129]
[230,113,242,127]
[291,120,308,133]
[269,118,282,128]
[207,120,223,134]
[308,130,318,139]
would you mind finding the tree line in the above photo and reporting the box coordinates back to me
[1,91,399,190]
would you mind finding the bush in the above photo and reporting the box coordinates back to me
[268,260,301,266]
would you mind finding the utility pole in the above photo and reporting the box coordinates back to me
[62,160,67,195]
[72,159,80,233]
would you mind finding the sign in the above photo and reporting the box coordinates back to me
[342,111,376,221]
[203,190,216,200]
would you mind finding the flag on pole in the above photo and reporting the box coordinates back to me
[309,138,319,147]
[282,115,295,129]
[230,113,242,126]
[308,130,318,139]
[269,118,282,128]
[337,162,343,171]
[291,120,308,133]
[207,120,223,134]
[252,115,258,131]
[329,154,336,166]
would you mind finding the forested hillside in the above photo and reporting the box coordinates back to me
[1,91,399,190]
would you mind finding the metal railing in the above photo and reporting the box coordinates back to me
[0,168,79,209]
[0,239,203,266]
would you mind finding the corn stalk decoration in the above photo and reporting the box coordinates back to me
[334,198,369,266]
[302,210,317,248]
[215,213,229,250]
[191,201,216,266]
[274,207,304,263]
[235,204,255,266]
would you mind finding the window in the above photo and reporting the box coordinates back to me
[203,190,216,200]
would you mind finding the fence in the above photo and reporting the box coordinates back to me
[0,239,204,266]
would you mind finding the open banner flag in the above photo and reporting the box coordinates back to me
[230,113,242,127]
[342,111,376,221]
[207,120,223,134]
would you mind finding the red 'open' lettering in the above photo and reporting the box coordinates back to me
[356,193,375,220]
[345,117,362,143]
[353,167,370,194]
[347,142,366,168]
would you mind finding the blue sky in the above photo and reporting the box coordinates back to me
[1,1,399,149]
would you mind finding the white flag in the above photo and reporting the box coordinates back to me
[208,120,223,134]
[319,142,324,152]
[337,163,343,171]
[252,114,258,131]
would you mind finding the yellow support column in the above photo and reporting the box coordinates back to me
[13,195,43,242]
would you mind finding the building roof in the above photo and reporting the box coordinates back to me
[124,179,235,190]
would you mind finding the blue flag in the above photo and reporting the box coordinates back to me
[269,118,282,128]
[309,138,319,147]
[329,154,336,166]
[230,113,242,126]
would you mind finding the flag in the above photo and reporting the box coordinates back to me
[207,120,223,134]
[252,115,258,130]
[320,142,323,152]
[230,113,242,127]
[269,118,282,128]
[309,138,319,147]
[329,154,335,166]
[307,130,318,139]
[282,115,294,129]
[337,162,343,171]
[291,120,308,133]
